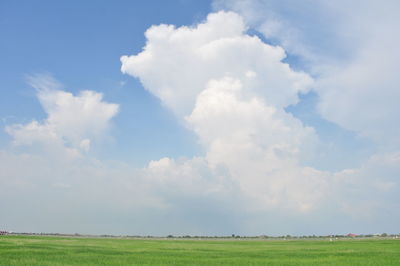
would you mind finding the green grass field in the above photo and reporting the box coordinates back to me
[0,235,399,265]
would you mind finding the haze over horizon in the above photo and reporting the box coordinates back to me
[1,0,399,236]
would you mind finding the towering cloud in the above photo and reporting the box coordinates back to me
[213,0,400,148]
[121,11,328,212]
[120,10,399,233]
[121,12,312,116]
[2,6,399,235]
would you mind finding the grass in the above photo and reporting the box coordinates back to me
[0,235,399,265]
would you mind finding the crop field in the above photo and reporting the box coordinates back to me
[0,235,399,265]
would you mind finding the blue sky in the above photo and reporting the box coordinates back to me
[0,0,210,165]
[0,0,371,169]
[1,0,399,236]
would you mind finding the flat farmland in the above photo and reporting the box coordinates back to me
[0,235,399,265]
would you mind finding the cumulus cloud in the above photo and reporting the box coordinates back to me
[2,8,400,235]
[121,11,331,213]
[6,74,119,158]
[187,77,326,211]
[198,1,400,233]
[120,9,400,233]
[121,11,312,116]
[213,0,400,148]
[120,13,322,214]
[212,0,335,65]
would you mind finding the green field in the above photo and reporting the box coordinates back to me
[0,235,399,265]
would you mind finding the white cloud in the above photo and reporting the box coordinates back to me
[213,0,400,149]
[2,8,400,235]
[316,12,400,147]
[6,74,119,158]
[186,77,326,211]
[332,151,400,221]
[121,11,312,117]
[119,9,400,233]
[212,0,331,64]
[121,11,330,213]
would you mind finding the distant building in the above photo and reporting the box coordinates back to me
[347,233,357,237]
[0,230,8,235]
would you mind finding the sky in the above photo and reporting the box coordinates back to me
[1,0,399,236]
